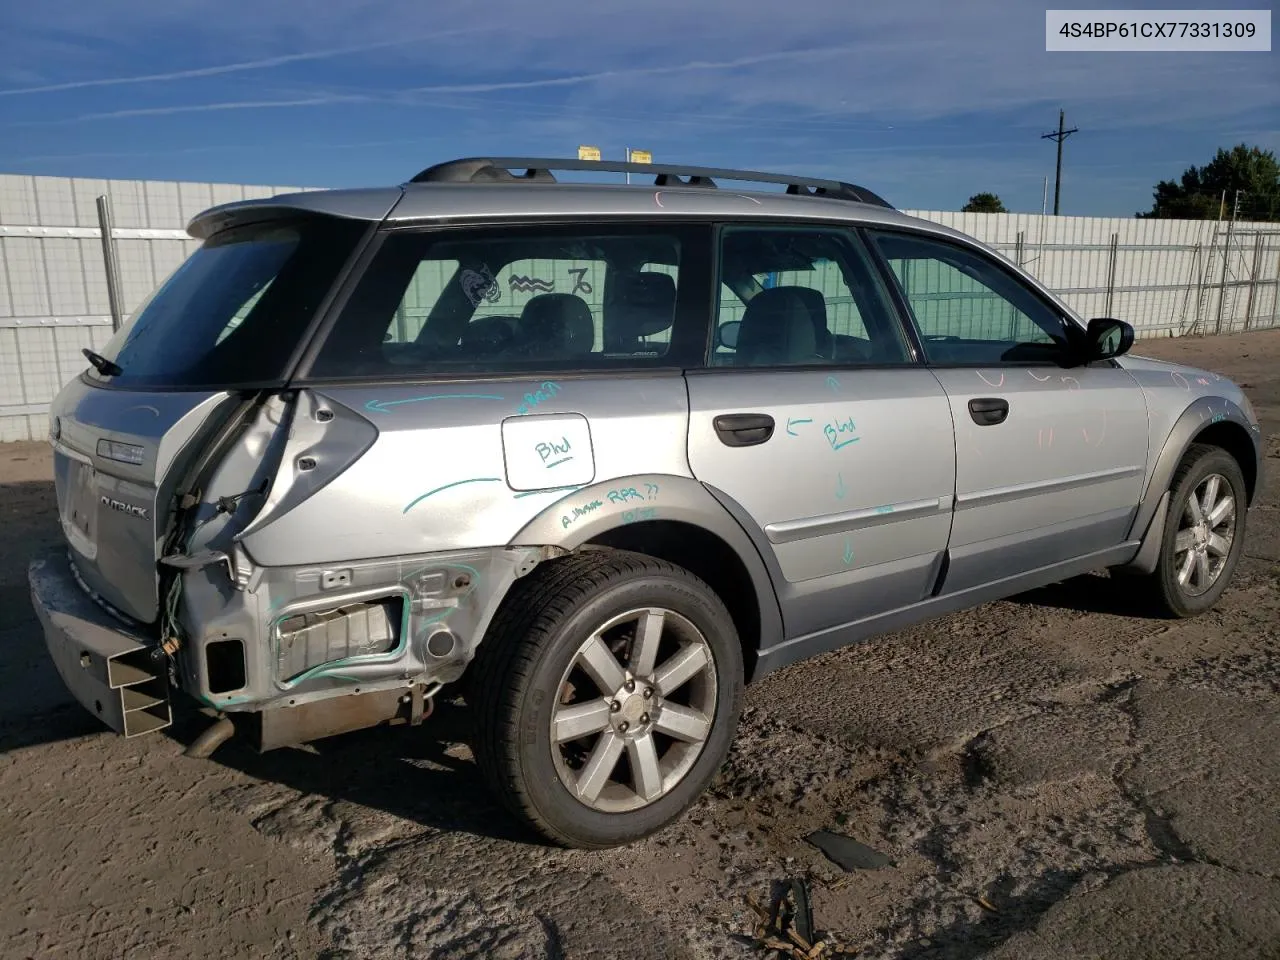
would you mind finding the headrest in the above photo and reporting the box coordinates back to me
[518,293,595,355]
[605,271,677,339]
[788,285,832,350]
[736,286,819,366]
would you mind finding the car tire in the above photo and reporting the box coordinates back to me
[469,548,744,849]
[1141,443,1248,618]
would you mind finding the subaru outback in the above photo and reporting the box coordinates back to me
[29,157,1263,849]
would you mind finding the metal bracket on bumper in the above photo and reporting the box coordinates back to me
[29,552,172,737]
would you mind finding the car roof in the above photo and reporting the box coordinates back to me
[187,180,962,240]
[185,155,971,243]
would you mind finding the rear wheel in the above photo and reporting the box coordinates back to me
[470,549,744,848]
[1140,443,1248,618]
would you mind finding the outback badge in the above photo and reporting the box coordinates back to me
[100,495,149,521]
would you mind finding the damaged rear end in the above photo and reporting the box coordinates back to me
[29,196,389,741]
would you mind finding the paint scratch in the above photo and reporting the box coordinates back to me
[512,483,586,499]
[403,477,502,513]
[977,370,1005,388]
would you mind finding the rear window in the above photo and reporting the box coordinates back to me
[89,217,364,389]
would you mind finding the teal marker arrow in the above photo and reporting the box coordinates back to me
[842,538,855,565]
[825,375,840,392]
[786,416,812,436]
[365,393,503,414]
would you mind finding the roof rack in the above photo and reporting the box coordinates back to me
[408,157,894,209]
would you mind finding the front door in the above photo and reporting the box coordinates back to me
[685,224,957,639]
[866,229,1150,593]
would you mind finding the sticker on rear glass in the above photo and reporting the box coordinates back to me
[460,265,500,306]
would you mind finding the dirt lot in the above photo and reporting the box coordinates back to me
[2,330,1279,960]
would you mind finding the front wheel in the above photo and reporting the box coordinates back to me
[1141,443,1248,618]
[470,549,744,849]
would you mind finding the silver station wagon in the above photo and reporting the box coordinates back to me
[30,157,1263,848]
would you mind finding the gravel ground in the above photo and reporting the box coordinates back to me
[2,330,1278,960]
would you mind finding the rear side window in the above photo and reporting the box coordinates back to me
[90,218,365,389]
[713,225,913,368]
[308,224,700,379]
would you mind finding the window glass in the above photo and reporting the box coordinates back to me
[713,226,910,368]
[311,228,685,378]
[869,231,1069,365]
[88,218,363,388]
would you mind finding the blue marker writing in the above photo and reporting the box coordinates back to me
[824,415,860,451]
[365,393,503,414]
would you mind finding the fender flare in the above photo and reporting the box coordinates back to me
[507,473,785,651]
[1122,396,1263,574]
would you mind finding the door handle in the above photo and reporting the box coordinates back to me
[713,413,775,447]
[968,397,1009,426]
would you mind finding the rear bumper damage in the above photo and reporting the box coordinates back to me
[31,542,555,747]
[177,544,549,716]
[29,552,171,737]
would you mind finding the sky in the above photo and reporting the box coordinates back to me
[0,0,1275,216]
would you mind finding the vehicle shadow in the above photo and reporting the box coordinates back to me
[170,695,546,846]
[0,477,97,754]
[1005,571,1168,619]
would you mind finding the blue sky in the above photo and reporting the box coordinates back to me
[0,0,1275,215]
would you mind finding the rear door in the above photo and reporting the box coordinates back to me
[866,228,1149,594]
[684,223,957,639]
[49,217,365,623]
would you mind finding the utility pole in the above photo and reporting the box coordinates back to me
[1040,109,1078,215]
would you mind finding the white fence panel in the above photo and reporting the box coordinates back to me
[0,173,307,441]
[0,172,1276,442]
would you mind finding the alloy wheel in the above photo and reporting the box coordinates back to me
[549,607,718,813]
[1172,472,1236,597]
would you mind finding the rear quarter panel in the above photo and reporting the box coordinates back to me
[238,375,694,566]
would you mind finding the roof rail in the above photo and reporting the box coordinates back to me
[408,157,894,209]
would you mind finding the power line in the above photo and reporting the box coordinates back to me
[1040,108,1078,215]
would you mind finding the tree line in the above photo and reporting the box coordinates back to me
[959,144,1278,221]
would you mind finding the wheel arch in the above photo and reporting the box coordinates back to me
[507,473,784,681]
[1122,397,1262,574]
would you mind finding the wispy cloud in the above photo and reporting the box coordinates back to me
[0,27,495,99]
[15,95,370,124]
[405,43,861,94]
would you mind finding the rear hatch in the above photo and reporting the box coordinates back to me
[50,214,368,623]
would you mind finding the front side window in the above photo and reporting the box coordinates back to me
[310,225,692,378]
[713,225,912,368]
[868,231,1071,365]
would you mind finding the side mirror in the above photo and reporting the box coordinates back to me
[1086,317,1134,361]
[716,320,741,350]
